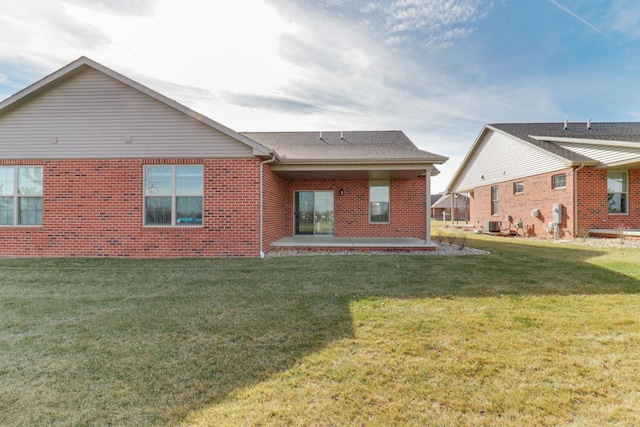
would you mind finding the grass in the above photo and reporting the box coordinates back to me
[0,232,639,426]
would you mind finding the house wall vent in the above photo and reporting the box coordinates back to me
[484,221,501,232]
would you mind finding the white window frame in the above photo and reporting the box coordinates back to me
[552,174,566,189]
[143,165,204,226]
[369,180,390,223]
[607,171,628,215]
[490,185,499,216]
[0,166,43,226]
[513,181,524,194]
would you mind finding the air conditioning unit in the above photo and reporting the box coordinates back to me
[484,221,501,232]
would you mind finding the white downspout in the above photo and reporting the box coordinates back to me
[259,154,277,258]
[573,163,585,237]
[425,168,432,245]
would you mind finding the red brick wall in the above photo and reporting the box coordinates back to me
[577,167,640,233]
[470,168,575,238]
[282,177,427,239]
[0,158,263,257]
[262,165,285,253]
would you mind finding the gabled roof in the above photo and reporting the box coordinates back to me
[0,56,273,156]
[431,192,469,209]
[447,121,640,193]
[241,131,447,164]
[0,57,448,171]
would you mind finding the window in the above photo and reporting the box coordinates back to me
[370,180,390,223]
[144,165,203,226]
[0,166,43,226]
[607,171,627,214]
[491,185,499,215]
[513,182,524,194]
[552,174,566,189]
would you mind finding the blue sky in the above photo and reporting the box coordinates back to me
[1,0,639,192]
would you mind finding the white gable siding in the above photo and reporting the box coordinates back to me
[451,129,568,192]
[0,69,254,159]
[555,142,640,168]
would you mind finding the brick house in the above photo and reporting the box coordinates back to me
[447,122,640,238]
[430,192,469,221]
[0,57,447,257]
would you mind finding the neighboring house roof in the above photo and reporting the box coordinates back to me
[431,193,469,209]
[430,193,443,206]
[0,56,273,157]
[448,121,640,193]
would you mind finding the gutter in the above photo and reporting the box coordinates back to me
[259,153,277,258]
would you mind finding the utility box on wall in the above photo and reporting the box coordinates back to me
[552,203,562,224]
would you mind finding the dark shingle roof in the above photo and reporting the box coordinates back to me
[241,131,447,163]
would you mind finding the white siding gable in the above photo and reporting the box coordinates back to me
[451,129,568,192]
[0,69,254,159]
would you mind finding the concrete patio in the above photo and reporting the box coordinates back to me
[270,236,436,252]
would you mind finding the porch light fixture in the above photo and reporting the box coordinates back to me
[339,188,344,195]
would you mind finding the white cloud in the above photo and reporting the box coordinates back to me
[62,0,300,94]
[0,0,108,70]
[362,0,490,47]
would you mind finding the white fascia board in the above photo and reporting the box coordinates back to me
[271,163,437,171]
[529,135,640,149]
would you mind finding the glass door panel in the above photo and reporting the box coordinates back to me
[314,191,334,235]
[295,191,314,235]
[294,191,334,236]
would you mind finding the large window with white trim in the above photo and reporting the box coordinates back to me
[0,166,43,226]
[607,171,627,214]
[144,165,203,226]
[370,180,390,223]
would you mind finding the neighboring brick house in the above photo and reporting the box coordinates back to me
[0,57,447,257]
[430,192,469,221]
[447,122,640,238]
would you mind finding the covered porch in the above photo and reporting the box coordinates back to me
[270,236,436,252]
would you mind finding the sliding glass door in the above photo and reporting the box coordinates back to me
[294,191,334,236]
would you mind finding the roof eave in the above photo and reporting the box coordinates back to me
[276,157,447,165]
[529,135,640,149]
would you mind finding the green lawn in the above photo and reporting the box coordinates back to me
[1,235,639,426]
